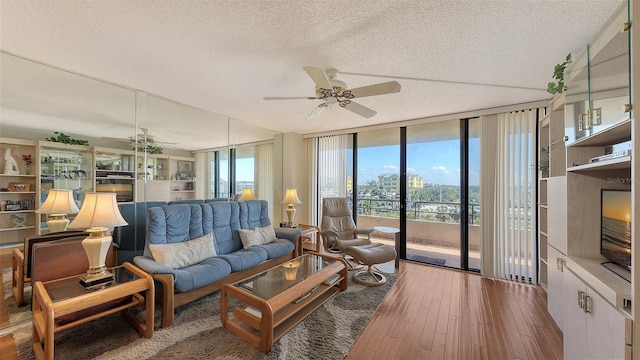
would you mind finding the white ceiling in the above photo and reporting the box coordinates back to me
[0,0,624,140]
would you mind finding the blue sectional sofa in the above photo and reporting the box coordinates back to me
[133,200,301,327]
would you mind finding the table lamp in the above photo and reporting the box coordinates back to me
[35,189,80,232]
[68,192,128,286]
[282,188,301,227]
[239,187,256,201]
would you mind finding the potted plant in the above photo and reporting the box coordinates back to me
[547,53,572,94]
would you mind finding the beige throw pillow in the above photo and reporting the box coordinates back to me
[239,225,277,249]
[149,233,216,269]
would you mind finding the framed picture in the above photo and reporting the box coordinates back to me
[177,161,193,179]
[8,182,30,192]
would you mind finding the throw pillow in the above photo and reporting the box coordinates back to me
[238,225,277,249]
[149,233,216,269]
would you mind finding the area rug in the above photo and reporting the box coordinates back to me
[13,274,395,359]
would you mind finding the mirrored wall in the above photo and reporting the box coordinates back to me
[0,51,282,330]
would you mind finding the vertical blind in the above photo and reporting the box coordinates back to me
[256,143,274,219]
[481,109,538,283]
[314,135,348,224]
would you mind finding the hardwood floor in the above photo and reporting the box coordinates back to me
[0,260,561,359]
[346,261,562,360]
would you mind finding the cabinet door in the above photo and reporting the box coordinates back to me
[547,245,564,331]
[563,270,587,360]
[586,288,626,360]
[546,176,567,254]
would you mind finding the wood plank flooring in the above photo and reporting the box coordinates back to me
[346,261,563,360]
[0,260,561,359]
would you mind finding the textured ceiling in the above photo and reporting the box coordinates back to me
[0,0,624,147]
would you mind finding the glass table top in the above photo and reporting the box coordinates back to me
[42,266,139,302]
[234,254,337,300]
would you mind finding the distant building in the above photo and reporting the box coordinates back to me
[377,173,424,193]
[347,175,353,193]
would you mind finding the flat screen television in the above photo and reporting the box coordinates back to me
[601,189,632,271]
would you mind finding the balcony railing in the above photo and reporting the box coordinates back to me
[352,198,481,225]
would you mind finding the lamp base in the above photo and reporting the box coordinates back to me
[47,215,69,233]
[79,269,114,287]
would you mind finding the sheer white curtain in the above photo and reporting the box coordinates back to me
[481,109,538,283]
[312,135,348,224]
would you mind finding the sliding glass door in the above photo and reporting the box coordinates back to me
[406,120,462,267]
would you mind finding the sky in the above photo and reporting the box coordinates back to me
[354,139,480,186]
[603,190,632,222]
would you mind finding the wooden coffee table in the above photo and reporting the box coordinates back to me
[221,253,347,353]
[31,262,154,360]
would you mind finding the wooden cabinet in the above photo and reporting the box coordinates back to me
[563,269,626,360]
[548,1,637,356]
[0,138,38,246]
[547,244,564,332]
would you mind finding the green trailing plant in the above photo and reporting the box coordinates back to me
[547,53,572,94]
[45,132,89,146]
[136,144,164,154]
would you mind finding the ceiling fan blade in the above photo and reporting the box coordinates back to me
[347,81,401,98]
[263,96,318,100]
[306,103,328,120]
[341,101,377,118]
[303,66,333,90]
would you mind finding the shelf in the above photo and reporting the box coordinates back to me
[0,226,36,232]
[568,119,631,148]
[567,156,631,173]
[0,174,37,178]
[540,231,548,238]
[171,180,194,182]
[96,176,135,180]
[0,210,34,214]
[539,204,548,209]
[540,257,548,265]
[565,256,631,316]
[0,191,36,195]
[170,190,195,193]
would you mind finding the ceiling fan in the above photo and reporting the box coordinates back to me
[102,128,177,146]
[264,66,401,120]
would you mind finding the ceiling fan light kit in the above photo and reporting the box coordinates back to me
[264,66,401,120]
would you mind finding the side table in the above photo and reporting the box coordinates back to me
[281,223,321,255]
[31,262,155,360]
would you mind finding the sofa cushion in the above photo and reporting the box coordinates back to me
[217,247,268,272]
[238,225,277,249]
[172,257,232,293]
[149,233,216,269]
[203,201,242,255]
[254,239,296,259]
[145,204,206,258]
[239,200,271,229]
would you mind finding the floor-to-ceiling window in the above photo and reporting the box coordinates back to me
[406,120,462,268]
[315,119,482,271]
[355,129,401,237]
[234,146,255,196]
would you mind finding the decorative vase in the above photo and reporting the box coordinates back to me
[25,165,31,175]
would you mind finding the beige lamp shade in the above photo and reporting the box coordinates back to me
[68,192,128,230]
[36,189,80,232]
[68,192,128,287]
[36,189,80,215]
[239,187,256,201]
[282,189,301,205]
